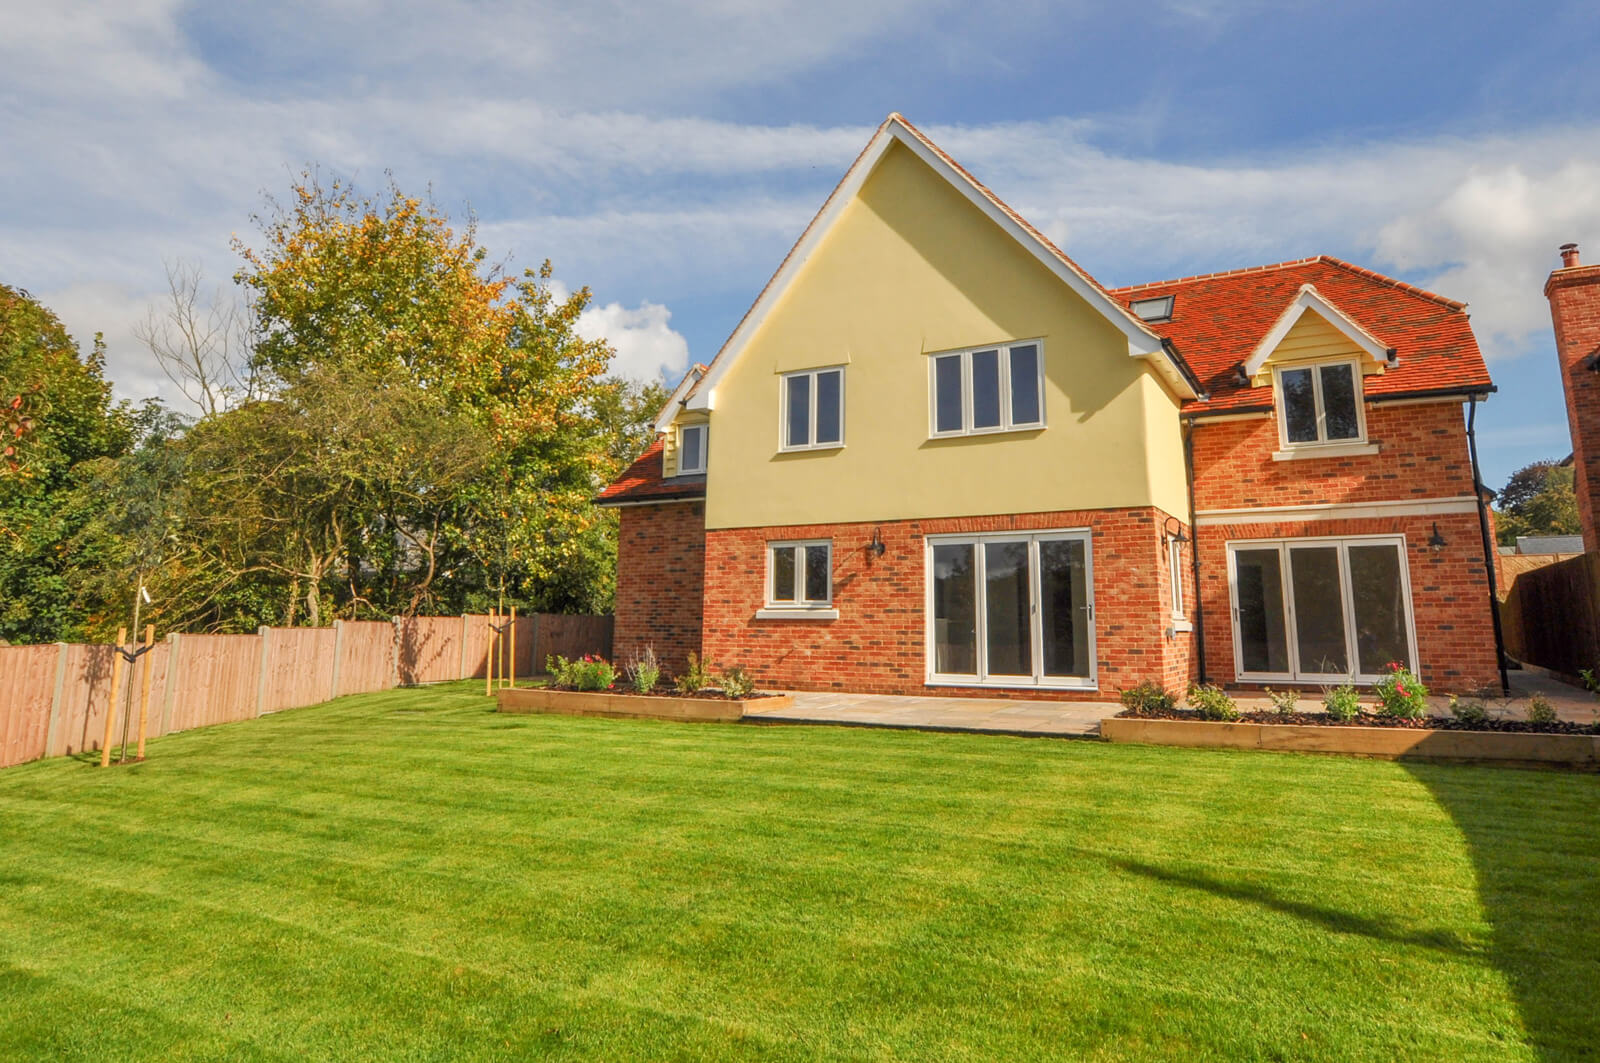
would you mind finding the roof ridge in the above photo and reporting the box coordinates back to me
[1111,256,1327,293]
[1315,255,1466,310]
[1113,255,1467,311]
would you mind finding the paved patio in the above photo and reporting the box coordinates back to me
[742,668,1598,738]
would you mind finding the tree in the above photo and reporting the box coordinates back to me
[0,286,134,641]
[1494,460,1580,546]
[230,173,623,619]
[134,260,254,418]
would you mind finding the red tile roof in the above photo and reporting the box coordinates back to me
[594,437,705,506]
[1110,256,1493,414]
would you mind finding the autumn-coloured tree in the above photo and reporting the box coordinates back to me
[232,173,622,617]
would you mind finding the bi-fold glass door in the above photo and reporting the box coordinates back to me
[1228,535,1417,683]
[927,530,1095,689]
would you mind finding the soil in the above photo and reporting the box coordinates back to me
[1117,706,1599,736]
[545,684,777,702]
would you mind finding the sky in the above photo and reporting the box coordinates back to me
[3,0,1598,488]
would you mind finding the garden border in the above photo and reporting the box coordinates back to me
[1101,717,1600,770]
[496,687,789,723]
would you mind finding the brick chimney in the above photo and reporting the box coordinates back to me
[1546,241,1600,552]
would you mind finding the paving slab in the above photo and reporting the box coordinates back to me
[743,691,1120,737]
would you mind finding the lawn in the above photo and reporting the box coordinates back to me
[0,684,1595,1062]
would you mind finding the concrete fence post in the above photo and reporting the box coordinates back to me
[45,642,69,758]
[330,620,345,700]
[458,613,471,679]
[530,613,542,676]
[255,626,271,717]
[390,617,402,689]
[160,632,181,735]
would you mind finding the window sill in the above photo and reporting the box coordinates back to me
[1271,441,1380,462]
[755,607,838,621]
[776,443,844,454]
[1168,619,1193,634]
[928,423,1045,441]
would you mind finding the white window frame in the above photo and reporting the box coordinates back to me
[1225,533,1419,685]
[763,539,833,614]
[1273,358,1367,450]
[677,423,707,475]
[1168,537,1186,621]
[922,527,1096,691]
[927,339,1047,439]
[778,367,846,452]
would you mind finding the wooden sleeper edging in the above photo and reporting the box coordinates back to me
[496,687,790,723]
[1099,717,1600,770]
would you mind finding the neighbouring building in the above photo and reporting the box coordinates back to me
[1545,243,1600,554]
[597,114,1505,698]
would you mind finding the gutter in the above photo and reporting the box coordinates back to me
[1367,384,1498,403]
[1181,415,1207,683]
[1466,395,1510,695]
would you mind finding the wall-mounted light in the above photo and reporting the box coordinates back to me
[868,527,886,558]
[1428,522,1447,553]
[1161,516,1189,547]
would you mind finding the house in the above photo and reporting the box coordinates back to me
[1546,244,1600,552]
[597,114,1504,697]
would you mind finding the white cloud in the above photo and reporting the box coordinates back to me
[576,299,692,384]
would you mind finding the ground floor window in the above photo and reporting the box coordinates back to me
[1227,534,1416,683]
[768,540,831,608]
[925,529,1094,689]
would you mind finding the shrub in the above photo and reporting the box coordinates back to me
[1581,668,1600,700]
[1448,694,1488,725]
[1119,681,1175,715]
[1186,683,1239,721]
[546,654,577,687]
[718,665,756,699]
[1374,662,1428,719]
[625,646,661,694]
[1527,694,1558,726]
[1322,682,1361,722]
[1265,688,1299,716]
[675,652,711,696]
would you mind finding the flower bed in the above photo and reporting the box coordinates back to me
[1115,706,1599,736]
[500,651,788,723]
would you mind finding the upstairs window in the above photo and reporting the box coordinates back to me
[1275,360,1364,447]
[677,423,707,475]
[782,367,844,451]
[930,341,1044,437]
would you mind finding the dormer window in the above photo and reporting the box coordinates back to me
[1275,360,1364,448]
[678,423,707,475]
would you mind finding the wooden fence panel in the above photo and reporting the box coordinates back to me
[167,635,260,732]
[395,616,463,685]
[0,644,59,767]
[1501,552,1600,676]
[51,643,116,758]
[259,626,338,713]
[526,614,615,674]
[336,622,395,695]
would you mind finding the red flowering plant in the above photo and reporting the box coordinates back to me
[1373,661,1428,719]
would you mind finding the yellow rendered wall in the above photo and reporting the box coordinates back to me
[698,141,1189,530]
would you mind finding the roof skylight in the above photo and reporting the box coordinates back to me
[1131,296,1174,323]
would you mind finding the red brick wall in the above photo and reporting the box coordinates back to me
[614,501,706,674]
[702,507,1193,700]
[1546,265,1600,553]
[1190,401,1475,511]
[1194,511,1500,693]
